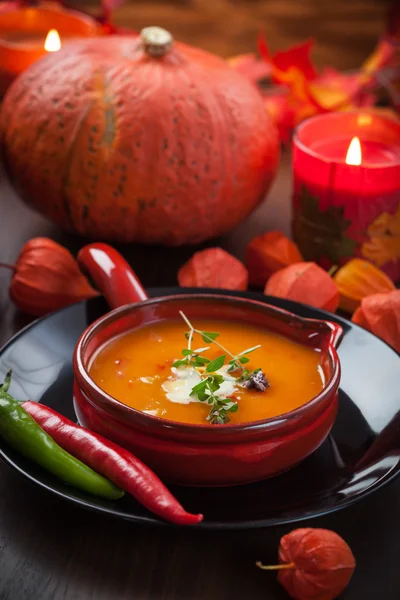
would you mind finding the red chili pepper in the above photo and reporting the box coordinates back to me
[22,402,203,526]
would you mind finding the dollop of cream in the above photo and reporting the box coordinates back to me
[162,365,237,404]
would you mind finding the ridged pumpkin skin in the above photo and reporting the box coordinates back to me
[0,31,279,245]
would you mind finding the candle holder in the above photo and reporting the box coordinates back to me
[292,112,400,282]
[0,3,101,96]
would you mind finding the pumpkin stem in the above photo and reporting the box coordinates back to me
[0,263,16,273]
[256,561,296,571]
[141,26,173,57]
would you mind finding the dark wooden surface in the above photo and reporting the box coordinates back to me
[0,149,399,599]
[75,0,393,67]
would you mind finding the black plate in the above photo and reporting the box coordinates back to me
[0,289,399,529]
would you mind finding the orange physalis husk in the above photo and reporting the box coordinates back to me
[265,262,339,312]
[2,238,99,317]
[257,528,356,600]
[246,231,303,288]
[178,247,248,291]
[352,289,400,353]
[334,258,395,313]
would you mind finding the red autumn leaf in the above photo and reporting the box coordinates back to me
[265,262,339,312]
[272,39,317,82]
[352,289,400,353]
[272,37,393,117]
[316,68,375,105]
[227,53,271,83]
[306,39,395,112]
[178,248,248,291]
[246,231,303,287]
[232,31,397,143]
[361,38,396,78]
[257,35,317,85]
[257,31,272,64]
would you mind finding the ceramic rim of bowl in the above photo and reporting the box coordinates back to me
[74,294,342,435]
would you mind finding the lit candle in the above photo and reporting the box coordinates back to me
[292,112,400,281]
[0,5,100,96]
[44,29,62,53]
[345,137,362,166]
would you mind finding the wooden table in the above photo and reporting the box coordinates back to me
[77,0,393,69]
[0,149,399,599]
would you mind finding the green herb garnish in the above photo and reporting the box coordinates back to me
[174,312,269,424]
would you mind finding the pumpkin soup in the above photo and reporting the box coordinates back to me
[89,315,325,425]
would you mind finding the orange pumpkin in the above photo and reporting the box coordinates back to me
[0,27,279,246]
[334,258,395,313]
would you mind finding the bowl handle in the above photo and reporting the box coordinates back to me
[326,320,344,349]
[78,243,149,309]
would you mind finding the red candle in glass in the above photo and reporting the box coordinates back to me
[292,112,400,282]
[0,4,101,96]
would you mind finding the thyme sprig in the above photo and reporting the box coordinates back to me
[191,374,238,425]
[172,312,269,424]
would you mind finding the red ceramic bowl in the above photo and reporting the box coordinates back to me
[73,244,343,486]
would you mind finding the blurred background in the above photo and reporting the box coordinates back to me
[67,0,395,68]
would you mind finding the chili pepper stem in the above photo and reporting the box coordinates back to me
[0,263,16,272]
[256,561,296,571]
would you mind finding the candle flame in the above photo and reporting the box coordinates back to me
[345,137,362,166]
[44,29,61,52]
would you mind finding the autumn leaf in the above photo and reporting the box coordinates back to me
[227,53,271,83]
[361,39,396,78]
[271,39,317,83]
[361,205,400,267]
[229,31,397,143]
[293,187,357,264]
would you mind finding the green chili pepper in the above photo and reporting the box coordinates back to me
[0,375,124,500]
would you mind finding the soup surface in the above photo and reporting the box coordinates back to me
[89,319,325,425]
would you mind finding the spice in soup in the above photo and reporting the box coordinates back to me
[89,315,325,426]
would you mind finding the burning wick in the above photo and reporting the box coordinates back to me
[345,136,362,166]
[44,29,61,53]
